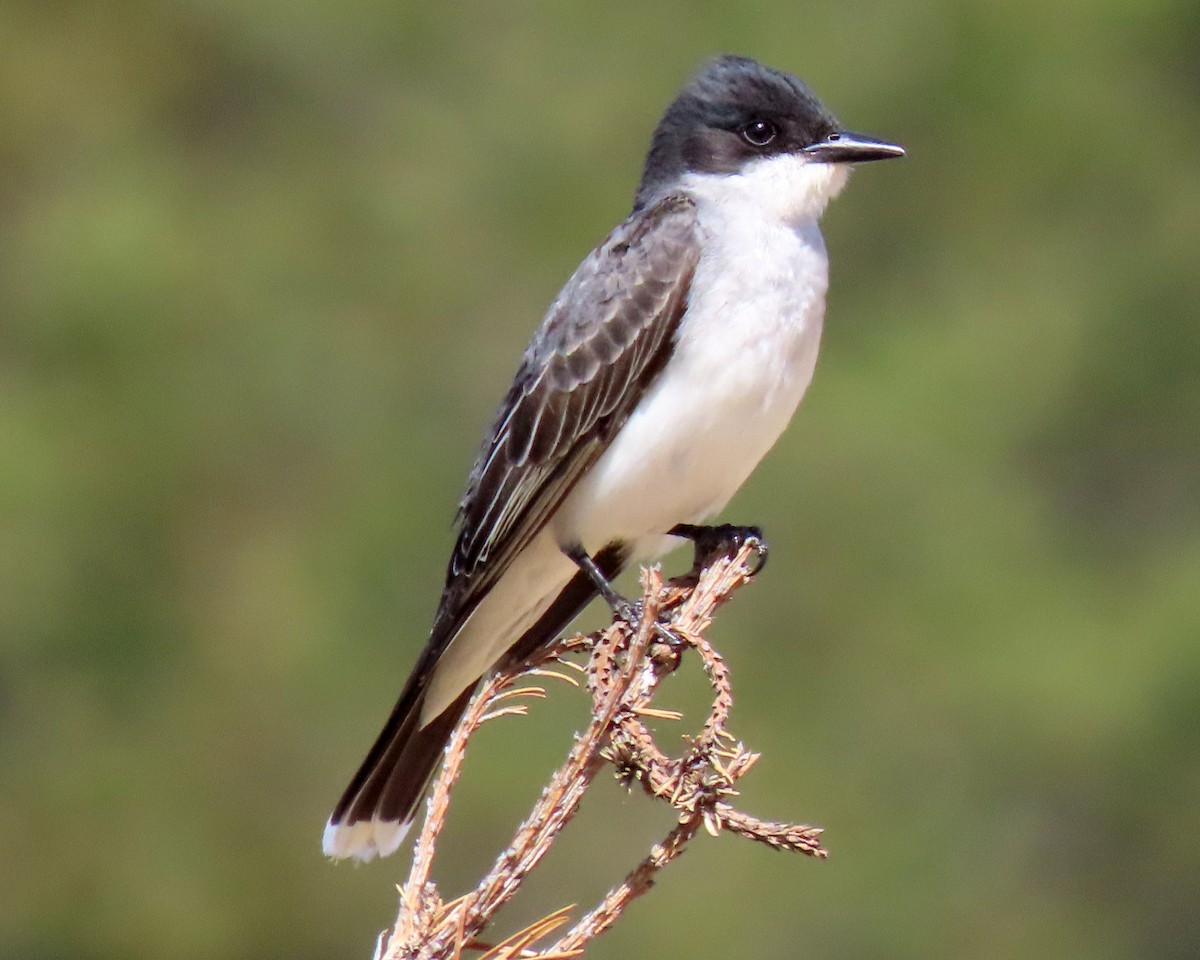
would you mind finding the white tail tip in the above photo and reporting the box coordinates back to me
[322,816,412,862]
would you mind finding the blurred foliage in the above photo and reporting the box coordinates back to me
[2,1,1199,959]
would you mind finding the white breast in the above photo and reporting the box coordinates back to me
[553,155,838,557]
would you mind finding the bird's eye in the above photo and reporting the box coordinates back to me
[740,119,779,147]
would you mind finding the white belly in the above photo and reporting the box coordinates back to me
[552,211,829,556]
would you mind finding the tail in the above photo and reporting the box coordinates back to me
[322,680,474,862]
[322,542,628,862]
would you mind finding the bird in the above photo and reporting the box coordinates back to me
[323,54,904,862]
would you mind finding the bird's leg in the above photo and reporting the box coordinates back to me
[565,545,641,625]
[668,523,769,575]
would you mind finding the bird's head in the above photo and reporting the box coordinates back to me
[635,55,904,223]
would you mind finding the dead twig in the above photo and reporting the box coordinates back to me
[375,542,824,960]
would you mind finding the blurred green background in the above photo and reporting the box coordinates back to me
[3,1,1199,958]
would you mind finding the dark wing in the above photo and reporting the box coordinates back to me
[440,194,700,630]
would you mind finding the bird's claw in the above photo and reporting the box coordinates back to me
[605,594,642,627]
[670,523,769,576]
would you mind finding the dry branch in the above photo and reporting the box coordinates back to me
[374,542,825,960]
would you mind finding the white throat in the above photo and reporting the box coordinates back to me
[679,153,849,227]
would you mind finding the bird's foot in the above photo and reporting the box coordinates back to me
[668,523,769,576]
[604,591,643,627]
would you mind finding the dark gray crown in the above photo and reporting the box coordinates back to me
[634,55,840,210]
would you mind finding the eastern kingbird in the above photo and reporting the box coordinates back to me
[324,54,904,861]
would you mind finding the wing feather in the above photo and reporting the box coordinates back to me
[440,194,700,630]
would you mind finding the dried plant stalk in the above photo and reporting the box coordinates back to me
[373,542,825,960]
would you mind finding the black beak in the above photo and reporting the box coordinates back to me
[803,131,906,163]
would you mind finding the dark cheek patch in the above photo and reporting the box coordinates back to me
[685,128,755,176]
